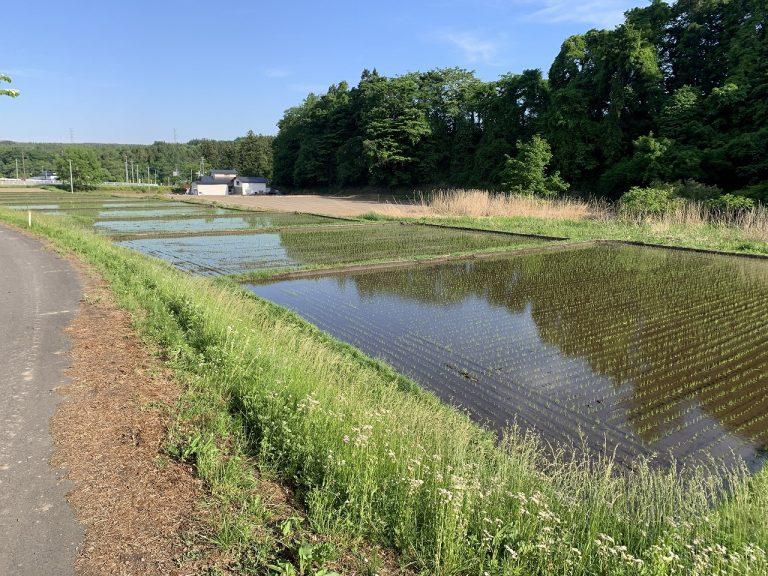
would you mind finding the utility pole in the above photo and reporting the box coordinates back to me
[21,151,27,180]
[15,158,19,180]
[124,156,129,183]
[173,128,179,178]
[68,159,74,193]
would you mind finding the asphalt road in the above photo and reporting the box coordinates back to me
[0,224,83,575]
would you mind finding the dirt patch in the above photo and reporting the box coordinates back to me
[176,193,432,218]
[50,263,217,575]
[45,256,409,575]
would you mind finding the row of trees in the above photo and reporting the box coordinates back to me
[0,131,274,187]
[273,0,767,200]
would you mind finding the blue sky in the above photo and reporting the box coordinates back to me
[1,0,648,144]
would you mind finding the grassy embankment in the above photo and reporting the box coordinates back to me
[1,206,768,575]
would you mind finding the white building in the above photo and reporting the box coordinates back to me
[233,176,268,195]
[189,170,270,196]
[189,174,231,196]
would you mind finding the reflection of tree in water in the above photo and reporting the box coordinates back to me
[347,245,768,450]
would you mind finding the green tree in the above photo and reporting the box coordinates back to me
[598,133,675,196]
[235,130,273,178]
[359,73,431,186]
[545,25,664,188]
[55,148,105,190]
[267,1,767,199]
[472,70,548,186]
[0,74,19,98]
[500,135,569,197]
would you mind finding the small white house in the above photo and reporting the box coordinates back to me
[188,170,270,196]
[233,176,268,195]
[189,175,231,196]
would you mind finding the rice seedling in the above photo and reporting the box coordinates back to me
[117,223,548,276]
[94,212,344,236]
[250,244,768,469]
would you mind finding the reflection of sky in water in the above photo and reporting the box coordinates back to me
[248,250,768,469]
[94,212,335,234]
[9,204,60,210]
[119,233,296,275]
[100,202,180,208]
[98,207,231,218]
[96,217,252,234]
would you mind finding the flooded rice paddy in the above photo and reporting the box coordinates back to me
[118,223,545,275]
[95,212,342,235]
[3,190,767,468]
[249,245,768,467]
[97,206,232,218]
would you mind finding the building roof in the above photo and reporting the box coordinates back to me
[195,175,232,185]
[236,176,268,183]
[210,169,237,175]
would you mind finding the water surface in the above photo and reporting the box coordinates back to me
[118,224,546,275]
[118,233,297,274]
[97,207,232,218]
[95,212,341,234]
[249,245,768,467]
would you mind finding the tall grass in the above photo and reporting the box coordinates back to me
[635,200,768,243]
[3,208,768,575]
[412,189,768,243]
[424,189,609,221]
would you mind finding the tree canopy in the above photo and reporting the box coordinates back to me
[272,0,767,201]
[55,148,106,190]
[0,74,19,98]
[0,133,274,184]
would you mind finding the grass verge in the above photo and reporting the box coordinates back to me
[2,208,767,575]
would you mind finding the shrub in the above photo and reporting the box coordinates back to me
[618,185,681,217]
[500,135,569,198]
[736,183,768,204]
[673,179,722,201]
[707,193,756,213]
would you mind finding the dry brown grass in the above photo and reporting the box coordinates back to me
[407,189,768,242]
[422,189,608,220]
[725,205,768,243]
[637,200,768,243]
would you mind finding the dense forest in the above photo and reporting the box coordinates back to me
[272,0,767,201]
[0,132,273,184]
